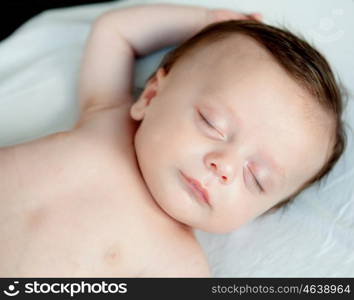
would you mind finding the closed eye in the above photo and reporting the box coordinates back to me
[198,112,225,139]
[246,165,264,193]
[253,173,264,193]
[199,112,213,128]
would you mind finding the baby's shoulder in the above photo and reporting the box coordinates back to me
[164,241,211,277]
[72,102,137,154]
[141,229,211,277]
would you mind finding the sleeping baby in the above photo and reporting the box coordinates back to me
[0,3,346,277]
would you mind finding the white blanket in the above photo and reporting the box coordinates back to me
[0,0,353,277]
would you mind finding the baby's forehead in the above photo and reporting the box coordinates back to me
[196,37,330,115]
[187,34,275,71]
[174,35,289,97]
[171,34,334,134]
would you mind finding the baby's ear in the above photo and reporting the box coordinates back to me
[130,67,167,121]
[141,67,167,105]
[147,67,167,94]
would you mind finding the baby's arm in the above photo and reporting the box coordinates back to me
[78,3,210,115]
[78,3,258,118]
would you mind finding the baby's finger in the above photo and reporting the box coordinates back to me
[209,9,263,24]
[247,13,263,21]
[210,9,249,23]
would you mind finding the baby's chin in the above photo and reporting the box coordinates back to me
[135,153,240,233]
[139,168,237,234]
[152,193,236,234]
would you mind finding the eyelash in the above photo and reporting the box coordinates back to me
[199,112,264,193]
[250,170,264,193]
[199,112,214,129]
[198,112,225,140]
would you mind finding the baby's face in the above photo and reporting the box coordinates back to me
[130,35,334,233]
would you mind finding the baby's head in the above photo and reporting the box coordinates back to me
[130,20,346,233]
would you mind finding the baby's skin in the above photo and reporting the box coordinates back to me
[0,103,202,276]
[0,4,333,277]
[0,4,253,277]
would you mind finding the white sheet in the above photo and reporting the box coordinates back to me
[0,0,353,277]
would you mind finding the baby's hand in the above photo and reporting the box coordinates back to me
[207,8,262,25]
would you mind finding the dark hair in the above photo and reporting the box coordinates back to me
[146,20,347,210]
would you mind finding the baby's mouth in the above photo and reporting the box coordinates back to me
[179,170,211,206]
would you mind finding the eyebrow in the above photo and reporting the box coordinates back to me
[214,101,286,184]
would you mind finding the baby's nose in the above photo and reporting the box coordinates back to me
[209,162,234,184]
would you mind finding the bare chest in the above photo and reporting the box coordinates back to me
[0,105,192,277]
